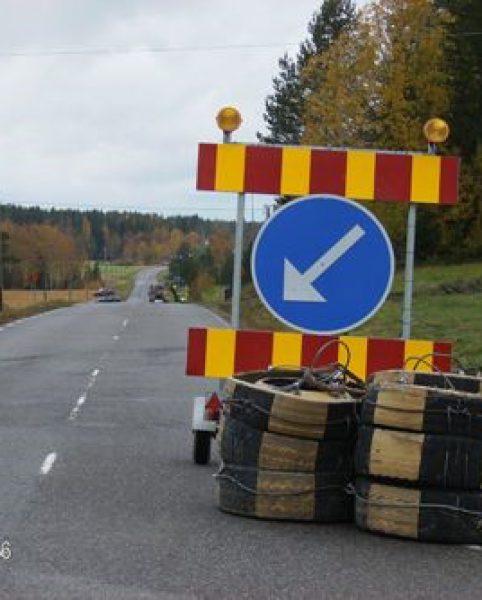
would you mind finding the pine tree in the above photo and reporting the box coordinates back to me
[434,0,482,259]
[435,0,482,158]
[257,0,356,144]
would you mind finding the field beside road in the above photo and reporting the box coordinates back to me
[3,289,94,309]
[0,264,147,325]
[98,263,145,300]
[0,289,96,326]
[200,261,482,370]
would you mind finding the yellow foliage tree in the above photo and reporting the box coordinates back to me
[302,19,380,148]
[371,0,452,150]
[302,0,453,257]
[303,0,451,150]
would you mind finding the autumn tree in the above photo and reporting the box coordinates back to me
[302,19,379,148]
[302,0,454,258]
[435,0,482,158]
[303,0,451,149]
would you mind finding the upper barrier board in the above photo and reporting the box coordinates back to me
[196,143,459,205]
[186,327,452,381]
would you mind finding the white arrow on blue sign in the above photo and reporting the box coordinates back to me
[251,195,395,334]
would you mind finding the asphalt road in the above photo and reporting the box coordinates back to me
[0,268,480,599]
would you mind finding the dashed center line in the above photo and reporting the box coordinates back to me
[68,322,125,422]
[69,366,103,420]
[40,453,57,475]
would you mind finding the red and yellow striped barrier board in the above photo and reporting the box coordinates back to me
[186,328,452,381]
[197,143,459,205]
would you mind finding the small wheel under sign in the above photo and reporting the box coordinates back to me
[193,430,211,465]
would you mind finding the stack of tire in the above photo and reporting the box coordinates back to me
[355,369,482,543]
[216,369,359,523]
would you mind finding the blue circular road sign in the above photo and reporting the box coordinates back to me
[251,195,395,334]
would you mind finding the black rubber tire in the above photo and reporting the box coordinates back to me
[220,414,353,475]
[216,463,353,522]
[355,425,482,490]
[355,477,482,544]
[361,382,482,438]
[224,373,357,441]
[193,431,211,465]
[370,370,481,394]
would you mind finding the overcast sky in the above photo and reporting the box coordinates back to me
[0,1,363,221]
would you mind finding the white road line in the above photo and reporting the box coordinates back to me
[122,319,129,328]
[40,453,57,475]
[91,368,100,378]
[69,408,78,420]
[69,394,87,420]
[466,545,482,551]
[113,335,119,341]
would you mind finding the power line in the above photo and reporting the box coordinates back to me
[0,30,480,59]
[0,42,299,59]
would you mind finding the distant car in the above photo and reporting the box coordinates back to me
[148,284,167,303]
[94,287,115,297]
[97,293,121,303]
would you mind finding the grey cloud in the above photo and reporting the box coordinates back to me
[0,0,334,218]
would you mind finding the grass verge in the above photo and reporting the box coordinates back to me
[199,262,482,370]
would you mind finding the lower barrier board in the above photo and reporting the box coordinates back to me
[186,327,452,381]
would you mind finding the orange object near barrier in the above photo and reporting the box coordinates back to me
[186,328,452,381]
[196,143,460,205]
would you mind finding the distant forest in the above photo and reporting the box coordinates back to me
[0,203,257,290]
[0,203,234,260]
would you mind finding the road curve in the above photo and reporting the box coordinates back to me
[0,269,480,599]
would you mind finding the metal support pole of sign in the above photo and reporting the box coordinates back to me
[401,203,417,339]
[401,142,436,339]
[231,192,245,329]
[221,128,244,330]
